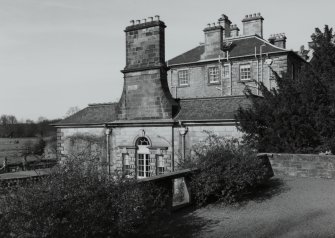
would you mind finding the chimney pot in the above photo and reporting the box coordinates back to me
[245,15,248,18]
[258,13,261,16]
[155,15,160,21]
[253,13,256,17]
[207,23,211,27]
[148,17,153,22]
[249,14,252,18]
[142,19,147,23]
[130,20,134,25]
[136,20,140,24]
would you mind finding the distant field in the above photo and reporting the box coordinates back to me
[0,138,40,164]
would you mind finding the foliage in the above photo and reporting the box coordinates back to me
[64,106,81,118]
[66,133,106,165]
[22,138,46,157]
[0,154,168,238]
[310,25,335,100]
[0,114,17,137]
[181,132,272,206]
[0,116,60,138]
[236,25,335,153]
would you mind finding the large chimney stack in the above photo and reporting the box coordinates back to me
[201,23,223,60]
[242,13,264,38]
[218,14,232,38]
[117,16,178,120]
[230,24,240,37]
[268,33,287,49]
[201,14,231,60]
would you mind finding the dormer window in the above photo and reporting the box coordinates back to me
[240,64,251,81]
[208,66,219,83]
[178,70,189,86]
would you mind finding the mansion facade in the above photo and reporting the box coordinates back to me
[55,13,305,178]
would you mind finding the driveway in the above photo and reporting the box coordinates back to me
[144,176,335,238]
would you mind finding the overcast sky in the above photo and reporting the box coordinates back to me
[1,0,334,121]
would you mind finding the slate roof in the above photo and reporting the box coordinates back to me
[167,35,288,65]
[174,96,253,121]
[55,103,118,126]
[55,96,254,126]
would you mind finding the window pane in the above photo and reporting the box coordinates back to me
[208,67,219,83]
[240,64,251,81]
[223,65,230,78]
[178,70,189,86]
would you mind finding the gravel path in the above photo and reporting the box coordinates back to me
[149,176,335,238]
[195,176,335,238]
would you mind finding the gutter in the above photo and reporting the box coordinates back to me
[52,123,106,128]
[168,51,291,68]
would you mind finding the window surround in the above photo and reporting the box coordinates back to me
[240,64,251,81]
[122,153,131,176]
[208,66,220,84]
[156,154,165,175]
[177,69,189,87]
[223,64,230,79]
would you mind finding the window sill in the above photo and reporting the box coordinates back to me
[177,85,190,88]
[207,82,221,86]
[239,79,254,83]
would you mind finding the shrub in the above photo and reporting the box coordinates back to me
[0,154,168,238]
[182,132,273,206]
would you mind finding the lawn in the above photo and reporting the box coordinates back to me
[144,176,335,238]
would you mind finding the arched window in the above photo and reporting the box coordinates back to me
[136,137,150,146]
[136,137,150,178]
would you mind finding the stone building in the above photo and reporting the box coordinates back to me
[55,13,306,179]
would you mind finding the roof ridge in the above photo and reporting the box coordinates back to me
[88,102,118,107]
[179,95,248,101]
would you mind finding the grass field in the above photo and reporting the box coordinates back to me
[0,138,40,164]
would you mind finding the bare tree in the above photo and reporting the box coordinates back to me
[0,114,18,137]
[64,106,80,118]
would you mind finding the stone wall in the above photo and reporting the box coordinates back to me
[118,69,177,120]
[173,124,242,166]
[168,54,288,99]
[118,19,177,120]
[269,153,335,179]
[57,127,105,159]
[110,126,174,176]
[57,124,243,177]
[124,21,165,70]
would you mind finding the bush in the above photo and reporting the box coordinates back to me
[182,132,273,206]
[0,154,168,238]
